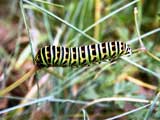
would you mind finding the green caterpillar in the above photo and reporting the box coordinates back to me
[34,41,132,67]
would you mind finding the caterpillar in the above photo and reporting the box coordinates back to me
[34,41,132,67]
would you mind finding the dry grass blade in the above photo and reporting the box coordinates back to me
[83,97,150,109]
[0,67,38,96]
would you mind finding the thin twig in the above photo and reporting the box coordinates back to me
[134,7,145,49]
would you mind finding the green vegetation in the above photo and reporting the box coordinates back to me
[0,0,160,119]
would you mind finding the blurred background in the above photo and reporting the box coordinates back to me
[0,0,160,119]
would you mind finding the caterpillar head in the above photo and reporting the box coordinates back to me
[125,44,132,56]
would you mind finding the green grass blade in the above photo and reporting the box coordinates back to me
[23,0,98,43]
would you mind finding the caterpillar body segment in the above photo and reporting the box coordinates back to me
[34,41,132,67]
